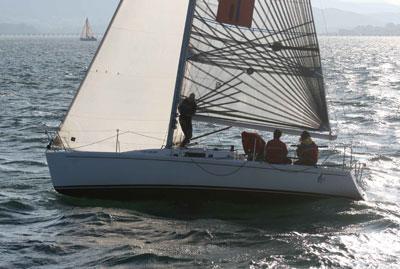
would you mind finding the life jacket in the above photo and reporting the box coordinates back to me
[265,139,289,164]
[241,132,266,161]
[296,140,318,165]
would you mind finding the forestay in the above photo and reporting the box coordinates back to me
[58,0,189,152]
[178,0,332,138]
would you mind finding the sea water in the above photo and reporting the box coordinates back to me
[0,36,399,268]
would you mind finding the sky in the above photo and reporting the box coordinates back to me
[0,0,119,33]
[332,0,400,4]
[316,0,400,5]
[350,0,400,3]
[1,0,400,33]
[313,0,400,13]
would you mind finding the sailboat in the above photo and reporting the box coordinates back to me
[80,18,97,41]
[46,0,364,201]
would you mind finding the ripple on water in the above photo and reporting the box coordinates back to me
[0,200,35,212]
[0,36,399,268]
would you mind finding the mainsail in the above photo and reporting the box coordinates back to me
[171,0,332,145]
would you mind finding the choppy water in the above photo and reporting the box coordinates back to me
[0,36,399,268]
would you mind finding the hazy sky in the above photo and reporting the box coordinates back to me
[1,0,400,33]
[359,0,400,3]
[314,0,400,5]
[333,0,399,3]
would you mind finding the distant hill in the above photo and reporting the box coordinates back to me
[313,8,383,33]
[0,0,118,34]
[370,12,400,25]
[338,23,400,36]
[312,0,400,14]
[313,8,400,34]
[0,0,400,35]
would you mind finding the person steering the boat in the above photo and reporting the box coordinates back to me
[265,129,292,165]
[178,93,197,147]
[295,131,319,166]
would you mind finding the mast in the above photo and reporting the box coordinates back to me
[85,18,89,38]
[166,0,197,148]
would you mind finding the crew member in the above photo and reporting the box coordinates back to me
[265,129,292,165]
[295,131,319,166]
[178,93,197,147]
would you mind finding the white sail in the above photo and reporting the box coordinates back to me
[80,18,96,40]
[59,0,189,152]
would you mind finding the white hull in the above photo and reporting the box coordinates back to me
[46,149,363,201]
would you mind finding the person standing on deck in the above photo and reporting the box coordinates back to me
[178,93,197,147]
[265,129,292,165]
[295,131,319,166]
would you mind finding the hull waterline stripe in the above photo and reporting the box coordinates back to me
[54,184,359,200]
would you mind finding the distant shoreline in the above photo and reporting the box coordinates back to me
[0,33,104,38]
[319,34,400,37]
[0,34,399,38]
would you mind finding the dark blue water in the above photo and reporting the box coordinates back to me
[0,36,399,268]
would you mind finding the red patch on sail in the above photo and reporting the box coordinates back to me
[216,0,255,28]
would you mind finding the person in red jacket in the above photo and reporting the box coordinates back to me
[295,131,319,166]
[265,129,292,165]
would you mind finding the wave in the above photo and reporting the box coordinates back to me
[0,36,400,269]
[368,155,393,162]
[2,160,47,167]
[91,253,192,267]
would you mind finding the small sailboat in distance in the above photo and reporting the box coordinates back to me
[46,0,364,201]
[80,18,97,41]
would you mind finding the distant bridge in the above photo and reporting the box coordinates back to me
[0,33,103,38]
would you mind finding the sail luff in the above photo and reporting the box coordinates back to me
[166,0,197,148]
[60,4,123,133]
